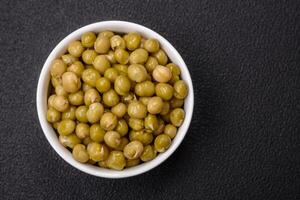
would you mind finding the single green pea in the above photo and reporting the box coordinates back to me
[100,112,118,131]
[111,103,127,118]
[110,35,126,50]
[129,48,149,64]
[173,80,188,99]
[134,81,155,97]
[127,101,147,119]
[59,134,81,149]
[72,144,89,163]
[152,65,172,83]
[123,140,144,159]
[128,118,144,131]
[114,75,131,95]
[152,49,168,65]
[93,55,111,75]
[145,56,158,73]
[75,105,88,123]
[68,91,84,106]
[82,68,101,87]
[86,102,104,123]
[75,123,90,139]
[61,106,76,120]
[90,124,105,142]
[57,119,76,136]
[154,134,171,153]
[104,68,119,83]
[50,59,67,77]
[94,36,110,54]
[147,96,164,114]
[144,39,160,53]
[164,124,177,139]
[95,77,111,93]
[87,142,109,162]
[114,48,129,64]
[103,89,120,107]
[53,95,69,112]
[124,32,141,51]
[62,71,81,93]
[81,32,96,48]
[155,83,174,101]
[104,131,121,149]
[140,145,157,162]
[144,114,158,132]
[82,49,98,64]
[68,40,84,57]
[106,151,126,170]
[84,88,101,106]
[128,64,148,82]
[115,119,128,137]
[170,108,185,127]
[46,107,61,123]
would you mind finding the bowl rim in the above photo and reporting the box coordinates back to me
[36,20,194,178]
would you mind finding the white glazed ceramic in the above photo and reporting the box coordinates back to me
[36,21,194,178]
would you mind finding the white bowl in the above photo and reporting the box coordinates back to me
[36,21,194,178]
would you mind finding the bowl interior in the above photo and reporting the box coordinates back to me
[37,21,194,178]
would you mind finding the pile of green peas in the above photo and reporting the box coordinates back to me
[47,31,188,170]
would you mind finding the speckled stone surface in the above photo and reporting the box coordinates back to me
[1,0,300,199]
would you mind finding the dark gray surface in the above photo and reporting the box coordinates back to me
[1,0,300,199]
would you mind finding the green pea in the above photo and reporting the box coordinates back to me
[82,50,98,64]
[93,55,111,75]
[106,151,126,170]
[90,124,105,142]
[134,81,155,97]
[114,75,131,95]
[57,119,76,136]
[114,48,129,64]
[141,145,157,162]
[128,118,144,131]
[115,119,129,137]
[103,89,120,107]
[144,114,158,132]
[154,134,171,153]
[46,107,61,123]
[72,144,89,163]
[81,32,96,48]
[104,68,119,83]
[59,134,81,149]
[155,83,174,101]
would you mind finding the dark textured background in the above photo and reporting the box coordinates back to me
[1,0,300,199]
